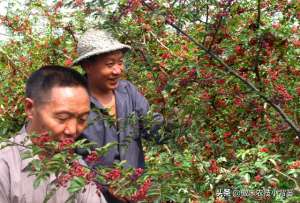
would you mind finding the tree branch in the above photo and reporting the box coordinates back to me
[253,0,262,85]
[141,0,300,138]
[202,1,210,45]
[207,1,232,51]
[64,24,77,45]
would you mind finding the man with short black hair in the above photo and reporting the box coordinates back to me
[0,65,106,203]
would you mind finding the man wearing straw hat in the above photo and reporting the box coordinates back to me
[73,29,164,170]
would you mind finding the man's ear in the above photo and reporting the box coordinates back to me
[24,98,35,119]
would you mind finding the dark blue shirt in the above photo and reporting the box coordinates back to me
[82,80,163,168]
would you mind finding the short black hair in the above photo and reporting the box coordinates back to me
[26,65,88,104]
[79,54,100,67]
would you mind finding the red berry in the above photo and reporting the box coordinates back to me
[255,175,262,182]
[85,151,99,163]
[105,169,121,181]
[259,148,269,153]
[234,45,244,55]
[272,23,280,29]
[64,58,73,67]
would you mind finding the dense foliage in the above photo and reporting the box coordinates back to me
[0,0,299,202]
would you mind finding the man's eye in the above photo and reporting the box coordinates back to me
[78,115,88,123]
[57,118,67,122]
[106,62,114,67]
[78,118,87,124]
[56,116,69,122]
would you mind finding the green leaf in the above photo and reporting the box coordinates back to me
[215,174,223,183]
[33,175,47,189]
[68,177,86,194]
[20,150,34,160]
[95,142,118,156]
[269,159,277,166]
[243,173,250,184]
[96,175,106,185]
[217,157,227,163]
[31,159,42,171]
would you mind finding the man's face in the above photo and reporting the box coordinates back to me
[26,86,90,142]
[85,50,124,92]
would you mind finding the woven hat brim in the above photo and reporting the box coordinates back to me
[72,44,131,66]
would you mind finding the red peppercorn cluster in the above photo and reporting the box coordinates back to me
[69,161,87,177]
[85,171,96,183]
[134,168,144,177]
[223,131,232,138]
[131,178,152,201]
[105,169,121,181]
[275,84,293,102]
[288,160,300,169]
[85,151,99,163]
[208,159,220,174]
[179,68,198,87]
[200,91,211,101]
[57,161,95,187]
[131,168,144,180]
[58,138,74,150]
[74,0,84,6]
[160,52,172,60]
[259,148,269,153]
[268,134,283,144]
[255,175,262,182]
[57,174,72,187]
[31,134,52,147]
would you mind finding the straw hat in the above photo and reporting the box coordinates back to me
[73,29,131,66]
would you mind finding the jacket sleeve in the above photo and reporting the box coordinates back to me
[0,159,10,203]
[126,81,164,140]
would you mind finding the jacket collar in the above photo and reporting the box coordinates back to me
[90,81,128,119]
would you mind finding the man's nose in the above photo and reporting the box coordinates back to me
[64,119,77,137]
[112,64,123,75]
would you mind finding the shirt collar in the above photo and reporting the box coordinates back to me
[90,95,103,109]
[14,126,38,171]
[90,80,128,108]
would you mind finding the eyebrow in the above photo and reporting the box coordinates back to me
[54,111,90,117]
[106,55,123,60]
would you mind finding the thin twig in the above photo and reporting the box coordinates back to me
[163,144,171,155]
[64,24,77,45]
[149,31,173,55]
[0,139,31,149]
[208,1,232,51]
[148,31,171,76]
[207,14,223,51]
